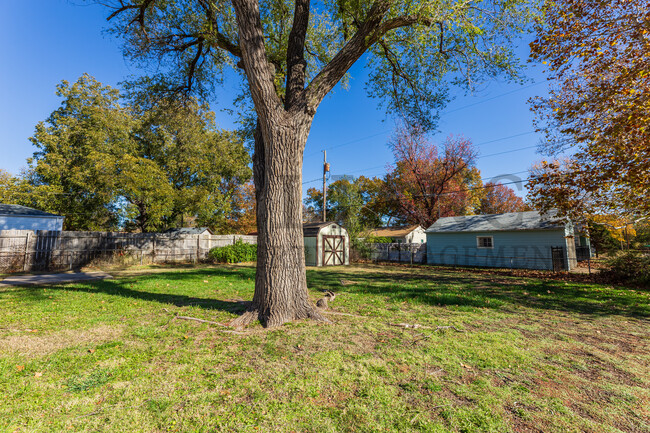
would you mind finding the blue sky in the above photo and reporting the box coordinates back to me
[1,0,548,198]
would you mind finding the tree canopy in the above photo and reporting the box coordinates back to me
[528,0,650,219]
[478,181,528,215]
[304,175,388,235]
[305,127,528,234]
[22,74,251,232]
[104,0,534,128]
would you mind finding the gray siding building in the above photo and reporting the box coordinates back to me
[0,204,64,232]
[425,210,577,271]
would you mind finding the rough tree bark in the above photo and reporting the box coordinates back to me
[229,0,328,328]
[228,0,428,328]
[230,116,329,328]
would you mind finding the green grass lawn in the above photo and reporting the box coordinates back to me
[1,264,648,432]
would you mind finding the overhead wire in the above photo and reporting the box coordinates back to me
[304,80,545,158]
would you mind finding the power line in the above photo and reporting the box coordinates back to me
[304,130,391,158]
[304,80,545,158]
[474,131,536,147]
[442,81,545,115]
[303,142,539,186]
[479,144,538,159]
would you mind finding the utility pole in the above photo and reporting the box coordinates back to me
[323,150,329,222]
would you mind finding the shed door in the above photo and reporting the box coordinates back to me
[551,246,566,271]
[322,235,345,266]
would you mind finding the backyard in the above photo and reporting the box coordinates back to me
[1,264,648,432]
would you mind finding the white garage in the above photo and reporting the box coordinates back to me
[303,222,349,267]
[0,204,64,232]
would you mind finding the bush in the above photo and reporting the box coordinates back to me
[208,240,257,263]
[603,251,650,285]
[367,235,392,243]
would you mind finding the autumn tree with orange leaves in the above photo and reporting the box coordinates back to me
[385,127,479,228]
[478,182,528,215]
[527,0,650,220]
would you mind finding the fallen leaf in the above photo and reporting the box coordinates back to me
[88,349,95,353]
[16,365,24,372]
[34,372,43,378]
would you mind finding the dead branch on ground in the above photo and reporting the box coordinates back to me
[389,323,464,332]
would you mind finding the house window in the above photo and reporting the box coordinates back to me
[477,236,493,249]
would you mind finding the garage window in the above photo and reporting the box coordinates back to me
[477,236,493,249]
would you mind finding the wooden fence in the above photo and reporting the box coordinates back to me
[370,243,427,264]
[0,230,257,273]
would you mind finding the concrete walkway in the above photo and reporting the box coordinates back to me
[0,271,113,287]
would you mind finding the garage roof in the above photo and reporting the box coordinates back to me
[425,210,565,233]
[0,204,62,218]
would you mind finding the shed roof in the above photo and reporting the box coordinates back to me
[364,225,422,238]
[164,227,213,235]
[0,204,62,218]
[425,210,565,233]
[303,221,339,237]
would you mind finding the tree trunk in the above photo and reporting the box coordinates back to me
[230,114,328,329]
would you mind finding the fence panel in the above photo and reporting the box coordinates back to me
[0,230,257,273]
[370,243,427,264]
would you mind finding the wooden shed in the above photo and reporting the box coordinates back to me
[303,222,349,267]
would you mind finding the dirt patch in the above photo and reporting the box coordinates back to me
[504,402,545,433]
[566,348,645,388]
[0,325,124,357]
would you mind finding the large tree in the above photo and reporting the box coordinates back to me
[128,95,252,231]
[384,129,480,228]
[477,181,528,215]
[28,74,131,230]
[528,0,650,219]
[27,75,251,232]
[104,0,534,327]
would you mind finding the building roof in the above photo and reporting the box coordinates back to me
[0,204,62,218]
[365,224,422,238]
[303,221,339,237]
[425,210,565,233]
[164,227,213,235]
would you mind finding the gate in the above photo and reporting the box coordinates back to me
[322,235,345,266]
[551,246,566,272]
[33,230,61,271]
[575,245,591,262]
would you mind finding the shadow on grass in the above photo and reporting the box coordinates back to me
[306,266,650,319]
[2,266,257,315]
[5,264,648,319]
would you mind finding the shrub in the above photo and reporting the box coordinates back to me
[208,240,257,263]
[603,251,650,285]
[367,235,392,243]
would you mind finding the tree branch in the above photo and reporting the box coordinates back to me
[304,1,437,112]
[107,0,155,27]
[197,0,243,58]
[285,0,310,109]
[231,0,284,117]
